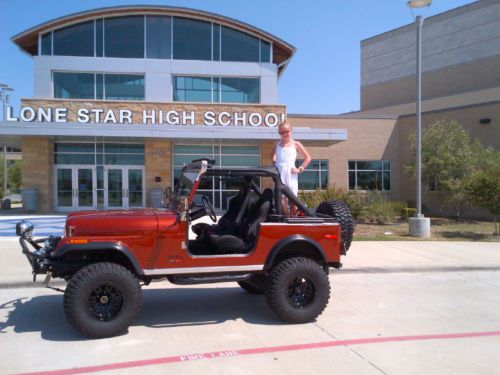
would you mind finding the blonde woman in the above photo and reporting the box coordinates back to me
[272,121,311,215]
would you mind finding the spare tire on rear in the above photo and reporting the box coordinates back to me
[316,200,354,254]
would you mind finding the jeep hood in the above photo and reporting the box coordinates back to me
[65,209,178,237]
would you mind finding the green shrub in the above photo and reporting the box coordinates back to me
[357,192,407,224]
[299,186,364,218]
[299,187,408,223]
[401,207,417,218]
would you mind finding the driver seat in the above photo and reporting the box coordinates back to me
[209,188,273,254]
[191,189,245,238]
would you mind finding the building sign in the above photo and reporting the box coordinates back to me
[5,106,286,127]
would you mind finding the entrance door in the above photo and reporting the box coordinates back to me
[104,166,144,209]
[55,166,96,211]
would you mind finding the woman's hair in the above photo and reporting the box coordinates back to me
[278,121,292,131]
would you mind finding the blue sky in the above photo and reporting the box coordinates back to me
[0,0,475,114]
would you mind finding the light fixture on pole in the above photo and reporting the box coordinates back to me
[407,0,431,238]
[0,83,14,199]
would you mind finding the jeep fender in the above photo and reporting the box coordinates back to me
[264,235,327,271]
[55,242,143,276]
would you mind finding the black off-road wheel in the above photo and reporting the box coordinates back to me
[238,274,267,294]
[265,257,330,323]
[63,262,143,339]
[316,200,354,253]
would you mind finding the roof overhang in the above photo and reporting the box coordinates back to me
[0,121,347,146]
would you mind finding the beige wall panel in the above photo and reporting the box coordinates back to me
[145,140,172,206]
[21,137,53,212]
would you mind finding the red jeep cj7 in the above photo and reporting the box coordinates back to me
[17,159,354,338]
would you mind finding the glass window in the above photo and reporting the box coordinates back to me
[173,18,211,60]
[296,159,328,190]
[41,32,52,55]
[173,76,212,102]
[174,145,213,155]
[146,16,171,59]
[53,72,95,99]
[105,154,144,165]
[221,155,259,167]
[348,160,391,191]
[213,24,220,61]
[221,26,259,62]
[221,78,260,103]
[213,77,220,102]
[53,21,94,57]
[55,143,95,153]
[104,144,144,153]
[104,74,144,101]
[260,40,271,63]
[96,19,103,57]
[55,142,144,166]
[221,146,260,155]
[96,74,104,99]
[105,16,144,58]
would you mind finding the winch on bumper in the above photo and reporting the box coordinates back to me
[16,220,61,281]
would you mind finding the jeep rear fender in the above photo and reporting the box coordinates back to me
[264,235,327,271]
[55,242,143,276]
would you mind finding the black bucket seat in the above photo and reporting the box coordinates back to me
[209,188,273,254]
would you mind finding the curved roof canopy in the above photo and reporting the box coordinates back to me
[12,5,295,73]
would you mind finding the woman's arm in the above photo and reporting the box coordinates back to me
[295,141,312,173]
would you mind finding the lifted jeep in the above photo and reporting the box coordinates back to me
[17,159,354,338]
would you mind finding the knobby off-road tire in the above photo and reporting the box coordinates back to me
[63,262,143,339]
[316,200,354,253]
[265,257,330,323]
[238,274,267,294]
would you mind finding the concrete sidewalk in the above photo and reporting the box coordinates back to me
[1,238,499,287]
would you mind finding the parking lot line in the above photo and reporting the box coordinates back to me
[16,330,500,375]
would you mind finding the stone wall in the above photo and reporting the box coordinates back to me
[21,99,286,127]
[21,137,53,212]
[145,140,172,206]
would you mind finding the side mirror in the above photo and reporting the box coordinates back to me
[16,220,34,238]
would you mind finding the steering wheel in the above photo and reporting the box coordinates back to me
[202,195,217,222]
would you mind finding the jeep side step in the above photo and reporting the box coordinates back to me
[167,273,253,285]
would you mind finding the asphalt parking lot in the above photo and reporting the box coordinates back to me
[1,235,499,375]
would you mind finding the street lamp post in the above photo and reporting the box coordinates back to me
[407,0,431,238]
[0,83,14,199]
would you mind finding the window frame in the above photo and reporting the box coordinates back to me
[172,75,260,104]
[348,160,391,191]
[295,159,329,191]
[52,71,145,101]
[38,16,274,64]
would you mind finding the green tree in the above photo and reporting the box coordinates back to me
[406,119,478,218]
[0,158,22,198]
[465,149,500,235]
[0,156,5,198]
[8,160,22,191]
